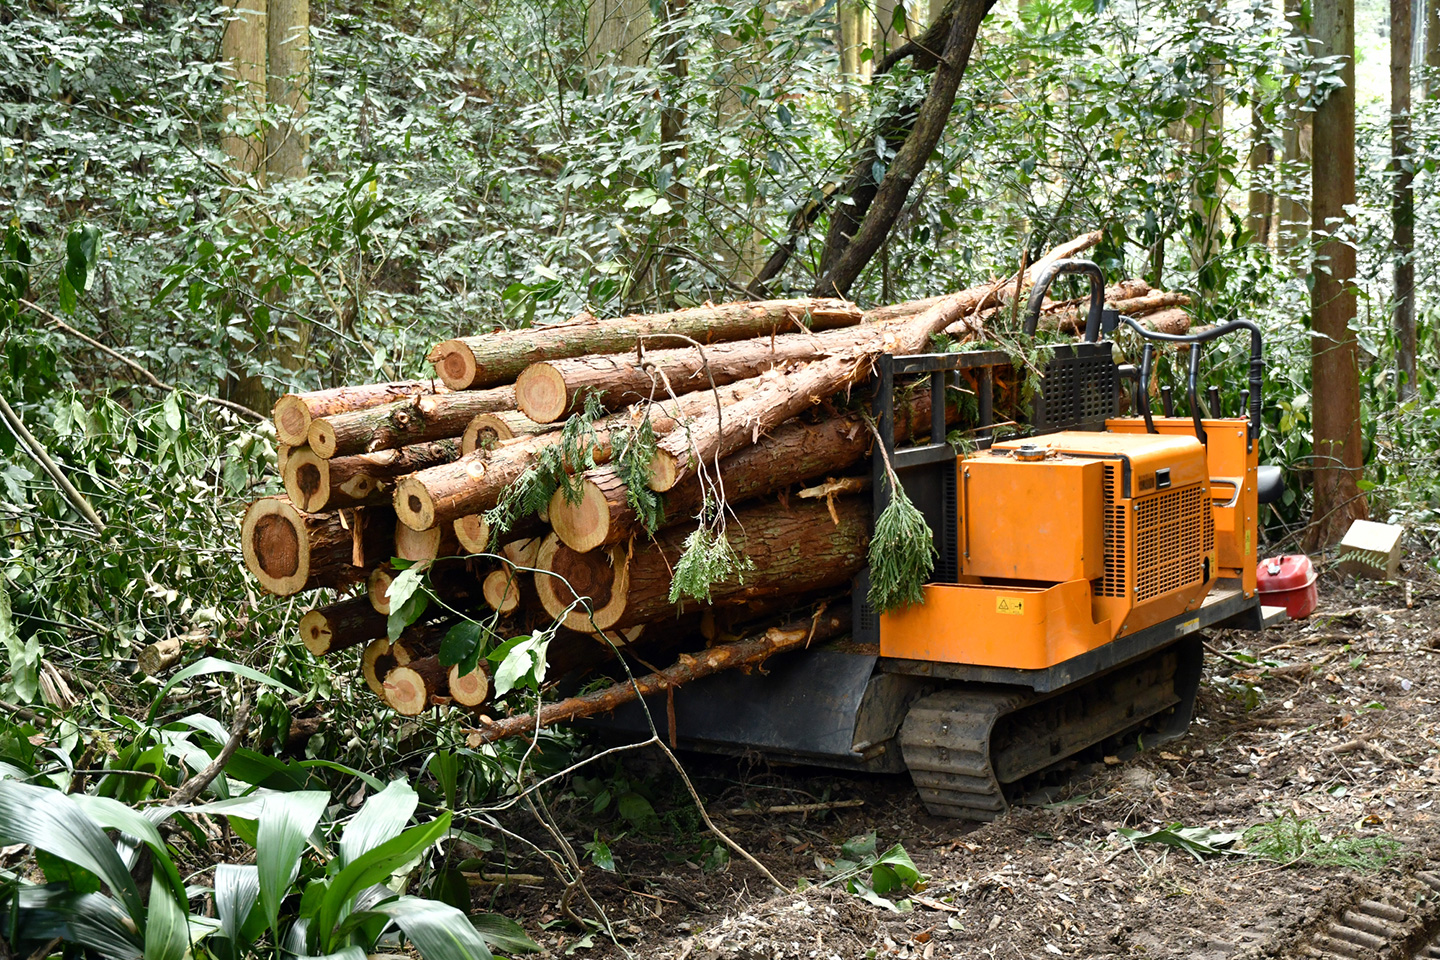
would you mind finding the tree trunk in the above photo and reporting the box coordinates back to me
[541,496,869,633]
[812,0,996,297]
[656,0,689,302]
[393,381,761,532]
[283,440,460,512]
[221,0,267,182]
[645,287,990,492]
[307,386,514,458]
[1247,93,1274,246]
[585,0,651,72]
[514,325,885,424]
[241,497,394,595]
[551,388,945,553]
[1189,0,1226,278]
[298,595,388,656]
[1307,0,1369,549]
[266,0,308,181]
[465,610,848,745]
[427,299,863,391]
[1278,0,1312,256]
[1394,0,1418,398]
[1428,0,1440,98]
[273,379,451,446]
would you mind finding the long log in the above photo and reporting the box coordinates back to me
[308,386,515,459]
[273,379,450,446]
[514,326,886,424]
[464,610,847,745]
[393,380,762,533]
[428,298,865,391]
[537,496,869,632]
[284,440,461,512]
[299,595,389,656]
[366,560,482,615]
[361,623,445,696]
[550,389,944,553]
[645,289,988,493]
[241,498,395,596]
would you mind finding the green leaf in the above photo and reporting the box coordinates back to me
[469,914,541,954]
[439,621,483,667]
[148,657,300,721]
[257,790,331,936]
[214,863,260,947]
[344,896,494,960]
[143,872,192,960]
[339,780,419,868]
[317,813,451,952]
[1117,823,1244,862]
[0,582,40,703]
[13,886,144,960]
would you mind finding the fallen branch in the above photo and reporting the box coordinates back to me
[168,698,253,806]
[464,609,846,745]
[720,799,865,816]
[0,389,107,534]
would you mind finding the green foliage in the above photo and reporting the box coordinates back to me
[866,486,936,615]
[1241,813,1401,871]
[614,417,665,534]
[817,833,925,912]
[668,525,751,604]
[1117,823,1244,862]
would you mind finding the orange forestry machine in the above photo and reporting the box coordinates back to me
[601,260,1286,819]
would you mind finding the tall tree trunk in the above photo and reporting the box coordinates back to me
[839,0,873,115]
[876,0,918,57]
[1427,0,1440,98]
[1247,94,1274,246]
[1189,0,1226,280]
[221,0,267,183]
[1278,0,1312,257]
[585,0,651,71]
[656,0,689,305]
[1307,0,1369,549]
[1395,0,1419,397]
[266,0,308,180]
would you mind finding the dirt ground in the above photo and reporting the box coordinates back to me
[484,558,1440,958]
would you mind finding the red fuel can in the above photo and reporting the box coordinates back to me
[1257,554,1318,619]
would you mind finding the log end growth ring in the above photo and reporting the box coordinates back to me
[394,477,438,532]
[548,479,610,553]
[306,418,339,459]
[298,608,332,656]
[515,363,569,424]
[454,514,490,555]
[283,449,330,513]
[367,567,396,615]
[534,533,630,632]
[462,414,513,455]
[483,569,521,613]
[431,340,478,391]
[383,665,430,716]
[241,498,309,595]
[273,394,311,446]
[448,663,490,707]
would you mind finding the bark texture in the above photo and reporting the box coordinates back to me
[1394,0,1418,398]
[298,595,388,656]
[273,380,449,446]
[308,386,513,458]
[427,299,863,390]
[241,497,394,595]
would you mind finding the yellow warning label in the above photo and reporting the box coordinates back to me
[996,596,1026,616]
[1245,529,1252,556]
[1176,617,1200,636]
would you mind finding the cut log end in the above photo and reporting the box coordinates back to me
[241,498,308,595]
[515,363,569,424]
[647,449,680,492]
[394,476,439,532]
[383,665,432,716]
[273,394,312,446]
[534,534,630,631]
[368,567,396,614]
[307,418,339,459]
[283,449,331,513]
[548,478,610,553]
[483,569,521,613]
[431,339,478,391]
[361,638,392,696]
[298,608,332,656]
[454,514,490,554]
[395,524,445,563]
[448,663,490,707]
[462,414,510,455]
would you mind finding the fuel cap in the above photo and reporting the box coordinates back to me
[1012,443,1048,462]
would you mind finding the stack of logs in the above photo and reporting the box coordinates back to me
[239,233,1192,738]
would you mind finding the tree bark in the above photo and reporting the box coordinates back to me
[811,0,996,298]
[283,440,460,512]
[393,381,761,532]
[1394,0,1418,398]
[514,325,886,424]
[1428,0,1440,98]
[551,388,944,553]
[645,287,990,492]
[221,0,267,182]
[307,386,514,458]
[465,610,848,745]
[1307,0,1369,549]
[266,0,309,181]
[427,299,863,391]
[1188,0,1226,277]
[298,595,388,656]
[1278,0,1312,256]
[1247,91,1274,246]
[585,0,651,72]
[241,497,394,595]
[273,379,449,446]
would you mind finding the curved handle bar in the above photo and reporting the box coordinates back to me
[1119,315,1263,452]
[1022,258,1107,343]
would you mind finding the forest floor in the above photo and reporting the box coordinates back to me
[489,561,1440,959]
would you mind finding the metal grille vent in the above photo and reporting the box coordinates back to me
[937,464,958,582]
[1094,464,1127,598]
[1032,343,1119,433]
[1135,484,1209,602]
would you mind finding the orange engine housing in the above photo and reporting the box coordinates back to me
[880,429,1219,671]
